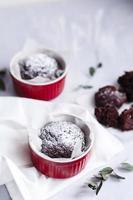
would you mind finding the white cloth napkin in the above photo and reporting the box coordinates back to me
[0,97,124,200]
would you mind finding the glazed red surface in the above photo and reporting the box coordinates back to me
[29,146,91,179]
[11,74,66,100]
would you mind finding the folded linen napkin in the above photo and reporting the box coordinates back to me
[0,97,124,200]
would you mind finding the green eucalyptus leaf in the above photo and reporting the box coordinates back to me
[79,85,93,89]
[99,167,113,174]
[74,85,93,91]
[97,62,102,68]
[89,67,95,76]
[99,167,113,180]
[121,162,133,171]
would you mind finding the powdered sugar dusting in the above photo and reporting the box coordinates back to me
[20,53,64,82]
[40,121,85,158]
[26,53,58,76]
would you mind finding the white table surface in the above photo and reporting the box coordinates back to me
[0,0,133,199]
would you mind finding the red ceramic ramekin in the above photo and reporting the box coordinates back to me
[9,49,67,101]
[28,114,94,179]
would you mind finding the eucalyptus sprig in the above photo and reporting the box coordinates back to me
[73,62,103,92]
[73,85,93,91]
[89,62,103,77]
[87,162,133,195]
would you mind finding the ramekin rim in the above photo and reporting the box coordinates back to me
[9,48,68,86]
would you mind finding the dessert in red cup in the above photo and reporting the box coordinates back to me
[10,49,67,100]
[28,114,94,179]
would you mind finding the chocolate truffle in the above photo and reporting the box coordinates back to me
[95,105,119,128]
[118,71,133,102]
[20,53,64,82]
[95,85,127,108]
[40,121,86,158]
[119,106,133,131]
